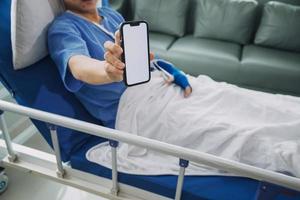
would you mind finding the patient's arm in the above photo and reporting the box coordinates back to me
[153,59,192,97]
[68,30,125,85]
[69,31,154,85]
[68,54,125,85]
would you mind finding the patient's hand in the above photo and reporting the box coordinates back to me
[104,31,154,82]
[103,31,125,82]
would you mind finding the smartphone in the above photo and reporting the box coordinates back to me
[120,21,151,86]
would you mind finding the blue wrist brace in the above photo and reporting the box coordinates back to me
[152,59,190,90]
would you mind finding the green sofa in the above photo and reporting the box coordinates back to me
[110,0,300,96]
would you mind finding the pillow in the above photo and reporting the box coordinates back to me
[255,1,300,52]
[11,0,64,70]
[194,0,258,45]
[11,0,105,70]
[134,0,189,37]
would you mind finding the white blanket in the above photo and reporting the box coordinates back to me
[86,71,300,177]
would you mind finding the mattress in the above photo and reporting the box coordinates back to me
[70,137,264,200]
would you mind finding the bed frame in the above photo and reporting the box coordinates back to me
[0,99,299,200]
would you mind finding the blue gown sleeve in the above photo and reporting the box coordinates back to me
[47,19,90,92]
[152,59,191,90]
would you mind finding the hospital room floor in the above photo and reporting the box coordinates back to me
[1,168,108,200]
[0,133,109,200]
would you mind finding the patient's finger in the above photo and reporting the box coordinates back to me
[150,52,155,61]
[165,76,174,84]
[184,86,192,98]
[104,51,125,70]
[104,41,123,57]
[115,31,121,46]
[105,62,124,76]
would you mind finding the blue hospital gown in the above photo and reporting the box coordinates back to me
[48,7,126,128]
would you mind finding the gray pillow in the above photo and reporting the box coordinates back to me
[11,0,64,70]
[134,0,189,37]
[255,1,300,52]
[194,0,258,45]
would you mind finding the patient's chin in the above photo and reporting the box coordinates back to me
[80,0,97,10]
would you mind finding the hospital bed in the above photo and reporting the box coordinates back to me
[0,0,300,199]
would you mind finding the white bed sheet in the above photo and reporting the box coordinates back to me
[87,71,300,177]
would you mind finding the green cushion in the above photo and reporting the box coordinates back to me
[149,32,176,51]
[240,45,300,94]
[194,0,258,45]
[134,0,189,37]
[255,1,300,52]
[149,32,176,58]
[164,36,242,83]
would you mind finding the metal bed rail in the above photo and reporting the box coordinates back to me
[0,100,299,200]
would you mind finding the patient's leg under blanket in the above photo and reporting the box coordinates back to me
[87,71,300,177]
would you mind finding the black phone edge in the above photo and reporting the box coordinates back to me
[120,20,151,87]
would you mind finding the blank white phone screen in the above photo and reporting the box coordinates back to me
[122,23,150,85]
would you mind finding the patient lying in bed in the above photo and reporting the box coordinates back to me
[48,1,192,130]
[49,1,300,177]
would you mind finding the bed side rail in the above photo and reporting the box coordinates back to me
[0,100,299,200]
